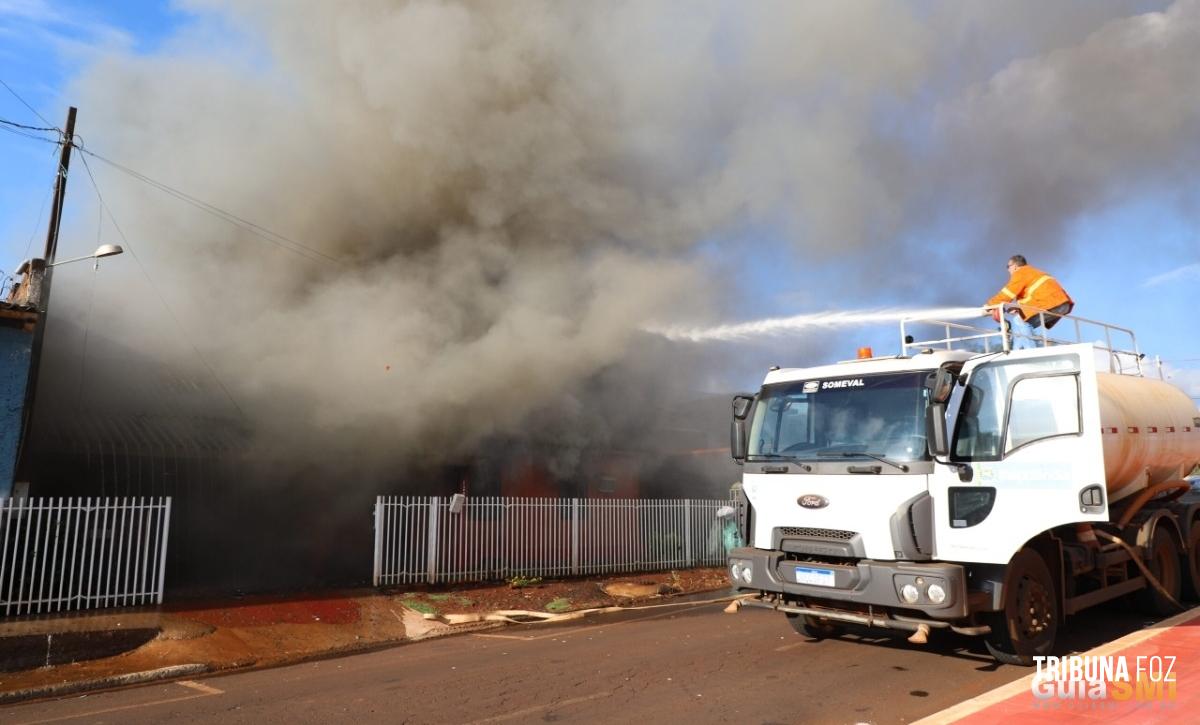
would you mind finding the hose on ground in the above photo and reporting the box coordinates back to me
[426,592,757,626]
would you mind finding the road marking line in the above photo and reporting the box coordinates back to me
[774,641,806,652]
[176,680,224,695]
[913,604,1200,725]
[472,602,713,642]
[464,690,612,724]
[12,692,218,725]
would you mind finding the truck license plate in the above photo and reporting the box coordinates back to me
[795,566,835,587]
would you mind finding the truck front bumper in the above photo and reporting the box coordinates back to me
[727,547,970,620]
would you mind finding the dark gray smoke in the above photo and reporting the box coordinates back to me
[39,0,1199,474]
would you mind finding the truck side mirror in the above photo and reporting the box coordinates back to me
[926,402,949,458]
[732,395,754,420]
[730,394,754,462]
[927,367,955,405]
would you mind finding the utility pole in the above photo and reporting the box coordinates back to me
[10,106,78,494]
[43,106,78,264]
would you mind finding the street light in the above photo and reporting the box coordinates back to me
[47,244,124,268]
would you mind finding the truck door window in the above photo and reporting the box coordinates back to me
[1005,375,1081,453]
[952,354,1080,462]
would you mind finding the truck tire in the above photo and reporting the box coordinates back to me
[984,548,1058,666]
[1137,526,1181,615]
[1184,526,1200,601]
[787,612,844,639]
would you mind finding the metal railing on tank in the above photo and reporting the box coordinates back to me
[899,306,1144,375]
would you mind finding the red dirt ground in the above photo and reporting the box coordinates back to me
[0,568,731,697]
[180,597,363,627]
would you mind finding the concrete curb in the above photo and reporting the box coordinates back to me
[0,663,209,706]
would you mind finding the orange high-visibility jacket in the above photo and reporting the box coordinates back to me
[987,265,1072,320]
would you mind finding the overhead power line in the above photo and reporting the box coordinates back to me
[0,118,61,144]
[76,150,247,420]
[0,77,56,128]
[0,116,60,134]
[74,144,340,265]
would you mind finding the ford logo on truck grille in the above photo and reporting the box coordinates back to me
[798,494,829,509]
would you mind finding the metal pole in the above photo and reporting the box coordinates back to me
[155,497,172,605]
[571,498,580,576]
[372,496,383,587]
[426,496,440,585]
[12,108,78,491]
[684,499,693,568]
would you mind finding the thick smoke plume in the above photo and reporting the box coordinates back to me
[38,0,1200,474]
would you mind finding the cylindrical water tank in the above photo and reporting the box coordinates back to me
[1097,373,1200,501]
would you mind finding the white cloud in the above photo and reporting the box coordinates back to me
[1162,364,1200,398]
[0,0,132,57]
[0,0,61,24]
[1143,262,1200,288]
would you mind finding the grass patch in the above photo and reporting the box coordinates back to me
[545,598,572,613]
[426,593,474,607]
[401,599,438,615]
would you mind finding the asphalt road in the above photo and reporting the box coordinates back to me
[1,598,1161,725]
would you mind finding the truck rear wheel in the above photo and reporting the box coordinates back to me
[1182,526,1200,601]
[1137,526,1181,615]
[787,612,844,639]
[984,548,1058,666]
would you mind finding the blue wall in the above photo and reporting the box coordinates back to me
[0,324,34,497]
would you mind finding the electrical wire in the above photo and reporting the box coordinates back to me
[76,149,247,421]
[0,116,60,135]
[0,77,56,128]
[73,144,340,265]
[0,121,60,144]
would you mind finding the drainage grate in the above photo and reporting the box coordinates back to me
[775,527,857,541]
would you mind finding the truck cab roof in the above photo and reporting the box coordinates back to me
[763,349,974,386]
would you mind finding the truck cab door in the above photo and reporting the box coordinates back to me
[930,343,1107,564]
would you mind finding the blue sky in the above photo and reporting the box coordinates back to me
[0,0,177,271]
[2,1,1198,400]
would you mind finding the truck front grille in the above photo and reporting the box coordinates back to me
[775,527,856,541]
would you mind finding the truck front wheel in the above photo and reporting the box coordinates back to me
[985,548,1058,666]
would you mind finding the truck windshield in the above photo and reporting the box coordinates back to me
[748,372,930,462]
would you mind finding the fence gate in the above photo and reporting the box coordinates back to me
[0,497,172,616]
[373,496,732,586]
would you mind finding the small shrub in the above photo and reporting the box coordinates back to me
[545,598,572,613]
[508,575,543,589]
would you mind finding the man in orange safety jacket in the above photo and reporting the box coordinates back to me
[985,255,1073,349]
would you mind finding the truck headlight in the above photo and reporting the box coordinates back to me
[899,584,920,604]
[730,564,741,581]
[926,583,947,604]
[741,565,753,584]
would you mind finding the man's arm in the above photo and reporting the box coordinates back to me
[986,272,1022,307]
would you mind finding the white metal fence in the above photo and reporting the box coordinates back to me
[373,496,731,586]
[0,497,172,616]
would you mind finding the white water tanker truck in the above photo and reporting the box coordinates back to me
[725,311,1200,664]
